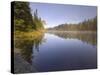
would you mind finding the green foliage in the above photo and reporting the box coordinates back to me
[14,1,35,31]
[33,9,44,30]
[14,19,25,31]
[13,1,45,32]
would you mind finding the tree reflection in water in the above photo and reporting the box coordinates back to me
[48,31,97,46]
[14,31,97,65]
[15,33,45,64]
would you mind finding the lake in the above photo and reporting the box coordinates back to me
[15,31,97,72]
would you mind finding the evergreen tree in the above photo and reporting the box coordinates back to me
[13,1,35,31]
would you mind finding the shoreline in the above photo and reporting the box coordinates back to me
[47,30,97,33]
[14,48,37,74]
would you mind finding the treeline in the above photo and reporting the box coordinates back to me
[33,9,44,30]
[48,17,97,31]
[13,1,44,32]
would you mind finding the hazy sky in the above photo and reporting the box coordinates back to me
[29,2,97,28]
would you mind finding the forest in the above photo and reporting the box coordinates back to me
[48,16,97,31]
[13,1,44,32]
[13,1,45,40]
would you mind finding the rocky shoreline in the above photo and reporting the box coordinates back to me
[14,48,37,74]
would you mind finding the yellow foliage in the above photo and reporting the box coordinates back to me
[14,30,45,40]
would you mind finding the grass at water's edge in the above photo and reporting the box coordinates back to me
[14,30,46,40]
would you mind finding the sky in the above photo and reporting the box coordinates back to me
[29,2,97,28]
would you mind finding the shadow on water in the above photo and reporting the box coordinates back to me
[48,31,97,46]
[14,33,45,64]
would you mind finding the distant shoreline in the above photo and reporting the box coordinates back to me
[47,30,97,33]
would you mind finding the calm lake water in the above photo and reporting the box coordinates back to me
[15,31,97,72]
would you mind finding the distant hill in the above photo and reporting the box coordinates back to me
[48,16,97,31]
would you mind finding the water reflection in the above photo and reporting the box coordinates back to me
[32,32,97,71]
[15,33,44,64]
[14,31,97,71]
[48,31,97,46]
[15,31,97,64]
